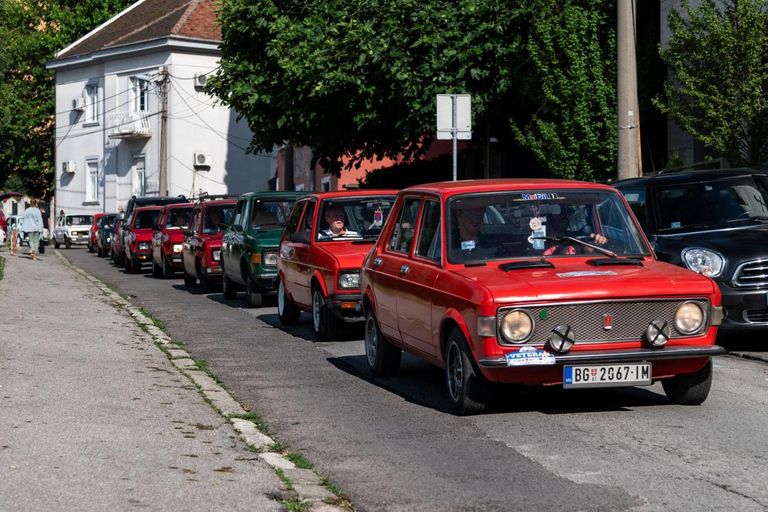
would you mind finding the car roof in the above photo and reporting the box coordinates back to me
[201,199,238,208]
[611,168,764,188]
[400,178,614,198]
[133,205,164,211]
[161,202,194,210]
[132,195,188,204]
[236,191,308,200]
[302,190,399,200]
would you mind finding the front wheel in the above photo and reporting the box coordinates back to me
[64,236,71,249]
[151,257,163,278]
[365,309,401,377]
[245,276,263,308]
[183,270,197,289]
[54,236,60,249]
[277,278,300,325]
[662,359,713,405]
[222,270,237,300]
[444,327,491,416]
[162,254,174,279]
[312,286,338,341]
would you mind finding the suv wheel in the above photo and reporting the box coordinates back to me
[183,270,197,289]
[278,278,300,325]
[197,261,213,293]
[312,286,338,341]
[54,237,60,249]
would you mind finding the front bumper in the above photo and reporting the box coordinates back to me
[326,293,364,322]
[719,284,768,332]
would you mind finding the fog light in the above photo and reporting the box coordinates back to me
[549,324,575,353]
[646,319,670,347]
[501,310,534,343]
[675,302,705,334]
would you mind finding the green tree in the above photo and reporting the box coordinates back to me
[512,0,617,181]
[0,0,136,198]
[656,0,768,167]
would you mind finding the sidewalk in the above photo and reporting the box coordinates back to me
[0,250,287,511]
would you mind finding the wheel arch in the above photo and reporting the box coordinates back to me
[439,310,474,367]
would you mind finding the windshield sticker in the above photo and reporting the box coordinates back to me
[520,193,559,200]
[529,217,542,231]
[528,225,546,249]
[461,240,476,250]
[557,271,618,278]
[505,347,556,366]
[671,221,681,228]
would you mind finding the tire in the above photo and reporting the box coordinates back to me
[124,255,131,272]
[130,257,141,274]
[365,309,401,377]
[312,285,338,341]
[444,327,491,416]
[64,236,71,249]
[245,276,263,308]
[662,359,713,405]
[198,261,213,293]
[88,242,94,253]
[54,238,60,249]
[277,278,301,325]
[162,254,174,279]
[183,270,197,289]
[222,270,237,300]
[97,247,103,257]
[151,257,163,278]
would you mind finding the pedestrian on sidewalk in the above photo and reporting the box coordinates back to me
[22,198,44,260]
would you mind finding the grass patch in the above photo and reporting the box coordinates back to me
[194,358,227,389]
[0,255,4,280]
[229,412,270,433]
[137,306,166,330]
[285,452,313,470]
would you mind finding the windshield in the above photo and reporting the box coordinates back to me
[203,203,236,234]
[317,196,395,241]
[447,189,651,264]
[653,174,768,233]
[165,207,193,229]
[133,210,160,229]
[248,198,296,231]
[66,215,93,226]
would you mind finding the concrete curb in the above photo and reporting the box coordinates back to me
[54,251,348,511]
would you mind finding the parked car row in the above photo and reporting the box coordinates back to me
[75,170,768,415]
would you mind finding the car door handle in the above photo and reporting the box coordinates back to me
[400,265,410,275]
[373,258,382,268]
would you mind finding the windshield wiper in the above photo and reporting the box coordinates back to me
[658,224,712,232]
[728,216,768,224]
[533,236,617,257]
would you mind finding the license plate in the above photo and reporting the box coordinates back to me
[563,363,651,389]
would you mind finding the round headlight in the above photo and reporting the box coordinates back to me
[675,302,704,334]
[501,310,534,343]
[682,248,725,278]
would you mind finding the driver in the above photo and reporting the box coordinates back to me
[543,208,607,255]
[319,205,359,238]
[205,208,225,233]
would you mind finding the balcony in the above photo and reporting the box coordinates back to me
[108,111,151,139]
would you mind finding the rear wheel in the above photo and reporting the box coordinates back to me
[365,309,401,377]
[245,275,263,308]
[662,359,713,405]
[277,278,300,325]
[312,286,338,341]
[222,270,237,300]
[151,257,163,278]
[88,242,94,253]
[444,327,491,416]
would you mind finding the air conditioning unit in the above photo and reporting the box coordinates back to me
[193,73,207,90]
[193,153,212,168]
[72,98,85,112]
[62,160,76,174]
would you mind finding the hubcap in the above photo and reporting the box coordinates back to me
[365,317,377,367]
[446,343,463,402]
[312,291,321,333]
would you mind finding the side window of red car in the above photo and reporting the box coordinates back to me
[190,208,201,234]
[387,197,420,254]
[415,199,441,263]
[300,201,316,234]
[284,201,305,234]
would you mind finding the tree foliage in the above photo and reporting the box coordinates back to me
[656,0,768,167]
[0,0,136,197]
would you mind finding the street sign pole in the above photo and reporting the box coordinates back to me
[452,95,458,181]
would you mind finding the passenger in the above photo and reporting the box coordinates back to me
[452,206,496,261]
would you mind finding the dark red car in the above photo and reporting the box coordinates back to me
[360,179,725,415]
[276,190,398,340]
[151,203,194,279]
[181,198,237,292]
[123,206,163,273]
[87,213,104,253]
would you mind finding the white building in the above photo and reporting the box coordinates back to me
[47,0,275,215]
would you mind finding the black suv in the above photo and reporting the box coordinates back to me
[613,169,768,333]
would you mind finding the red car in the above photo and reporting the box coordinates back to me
[181,198,237,292]
[277,190,398,340]
[123,206,163,273]
[360,179,726,415]
[87,213,105,253]
[151,203,194,279]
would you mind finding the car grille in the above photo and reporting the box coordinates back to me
[733,260,768,287]
[745,309,768,323]
[497,299,710,345]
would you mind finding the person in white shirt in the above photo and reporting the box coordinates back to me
[319,205,359,239]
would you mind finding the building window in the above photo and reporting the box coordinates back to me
[85,84,99,123]
[130,76,150,113]
[86,159,99,203]
[132,156,146,196]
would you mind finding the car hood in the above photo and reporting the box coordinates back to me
[128,228,153,241]
[249,231,283,249]
[655,225,768,261]
[319,240,375,268]
[450,258,718,304]
[162,230,185,243]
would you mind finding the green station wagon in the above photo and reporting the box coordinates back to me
[220,191,306,307]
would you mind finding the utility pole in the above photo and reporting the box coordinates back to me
[617,0,640,180]
[159,66,169,196]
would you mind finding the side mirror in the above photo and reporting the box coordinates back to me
[289,231,311,245]
[117,212,124,220]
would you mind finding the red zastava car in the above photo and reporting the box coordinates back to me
[360,179,726,415]
[277,190,398,341]
[151,203,194,279]
[181,198,238,292]
[123,206,163,273]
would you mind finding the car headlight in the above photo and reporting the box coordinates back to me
[500,309,534,343]
[338,270,361,290]
[675,301,705,334]
[682,248,724,278]
[212,250,221,262]
[263,251,277,267]
[172,243,182,253]
[106,236,111,243]
[138,242,150,251]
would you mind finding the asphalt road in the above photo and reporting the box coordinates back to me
[64,247,768,512]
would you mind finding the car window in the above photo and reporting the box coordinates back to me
[249,198,296,230]
[231,200,245,229]
[415,199,441,263]
[300,201,316,233]
[165,207,192,229]
[133,210,160,229]
[190,208,201,234]
[204,203,235,234]
[317,196,394,241]
[618,189,647,229]
[387,197,420,254]
[284,201,305,234]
